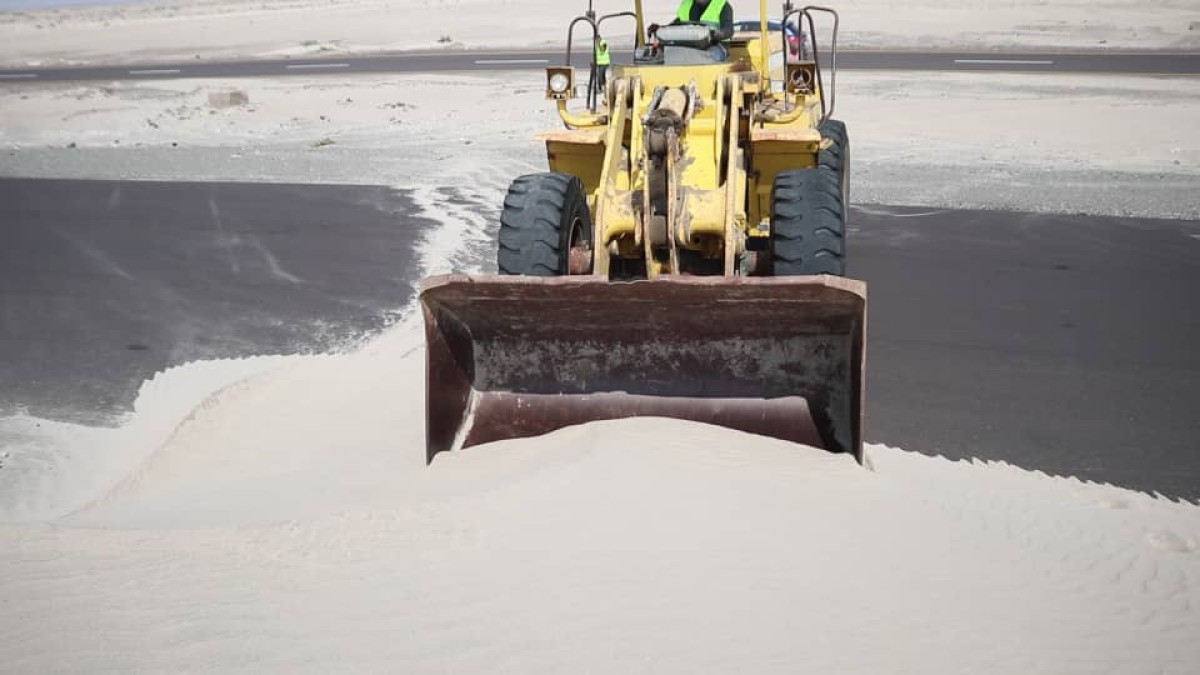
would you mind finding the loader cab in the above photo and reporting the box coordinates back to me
[630,25,783,84]
[635,23,729,66]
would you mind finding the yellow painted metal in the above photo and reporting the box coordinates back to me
[539,0,830,274]
[541,131,605,197]
[759,6,770,91]
[634,0,645,48]
[723,74,743,275]
[593,77,632,277]
[554,97,606,128]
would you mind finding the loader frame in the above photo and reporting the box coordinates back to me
[543,1,841,278]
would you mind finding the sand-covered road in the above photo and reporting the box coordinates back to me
[1,0,1198,672]
[2,0,1198,67]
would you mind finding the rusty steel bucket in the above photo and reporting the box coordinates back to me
[420,274,867,464]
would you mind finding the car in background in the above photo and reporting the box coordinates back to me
[732,19,805,60]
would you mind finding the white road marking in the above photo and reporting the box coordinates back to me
[853,205,947,218]
[129,69,183,75]
[0,73,38,79]
[285,63,351,70]
[954,59,1055,66]
[474,59,550,65]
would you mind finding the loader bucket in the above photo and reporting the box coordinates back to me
[420,274,867,464]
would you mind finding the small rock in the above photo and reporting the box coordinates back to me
[66,142,76,149]
[207,88,249,109]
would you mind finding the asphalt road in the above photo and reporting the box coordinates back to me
[0,178,426,426]
[1,49,1196,84]
[1,178,1198,500]
[854,205,1200,500]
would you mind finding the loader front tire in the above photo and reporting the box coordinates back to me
[498,172,593,276]
[771,168,846,276]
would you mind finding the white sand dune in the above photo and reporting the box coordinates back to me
[1,0,1199,672]
[0,355,292,521]
[3,314,1198,672]
[3,375,1200,673]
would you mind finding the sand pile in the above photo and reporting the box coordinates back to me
[2,320,1198,671]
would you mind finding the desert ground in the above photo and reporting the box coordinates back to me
[2,0,1198,67]
[1,0,1198,672]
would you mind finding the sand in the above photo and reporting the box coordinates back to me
[3,302,1199,672]
[4,71,1199,175]
[5,416,1200,672]
[1,0,1199,672]
[1,0,1198,68]
[3,70,1199,218]
[3,0,1198,216]
[3,318,1199,671]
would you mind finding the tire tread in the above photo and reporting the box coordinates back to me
[771,167,847,276]
[497,172,591,276]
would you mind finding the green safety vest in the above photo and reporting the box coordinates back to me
[676,0,727,27]
[595,41,611,66]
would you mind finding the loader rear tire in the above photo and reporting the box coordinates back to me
[498,172,593,276]
[819,118,850,209]
[771,168,846,276]
[818,118,848,174]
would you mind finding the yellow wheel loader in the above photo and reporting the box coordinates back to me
[421,1,866,463]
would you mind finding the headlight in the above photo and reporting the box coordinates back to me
[549,73,570,94]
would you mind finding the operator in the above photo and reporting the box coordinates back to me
[650,0,735,42]
[594,38,611,91]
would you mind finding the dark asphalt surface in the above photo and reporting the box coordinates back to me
[0,178,427,425]
[854,205,1200,500]
[1,49,1196,83]
[1,179,1198,500]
